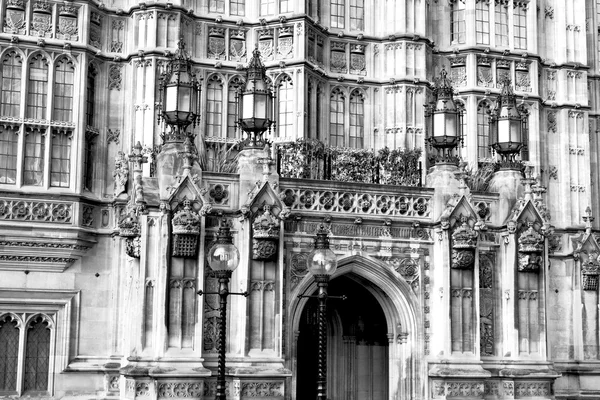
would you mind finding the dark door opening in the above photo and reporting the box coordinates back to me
[296,275,389,400]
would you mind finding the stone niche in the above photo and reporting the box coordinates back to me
[252,205,280,261]
[517,223,544,272]
[171,200,201,257]
[582,252,600,291]
[451,216,478,269]
[119,210,141,258]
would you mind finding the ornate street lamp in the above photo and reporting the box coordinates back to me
[158,38,202,143]
[299,225,341,400]
[197,219,248,400]
[238,45,274,148]
[425,68,464,165]
[489,80,527,164]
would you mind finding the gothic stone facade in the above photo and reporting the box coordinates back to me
[0,0,599,399]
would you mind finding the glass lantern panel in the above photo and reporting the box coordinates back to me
[254,93,267,119]
[433,112,446,137]
[444,112,457,137]
[509,119,521,142]
[498,119,511,143]
[242,93,255,119]
[166,86,178,112]
[178,86,191,111]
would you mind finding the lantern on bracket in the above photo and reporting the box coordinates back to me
[489,80,527,165]
[425,68,464,165]
[158,38,202,144]
[238,45,275,148]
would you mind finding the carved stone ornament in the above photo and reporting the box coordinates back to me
[517,223,544,272]
[252,205,280,261]
[451,216,478,269]
[119,211,141,258]
[171,199,201,257]
[582,252,600,291]
[118,211,140,238]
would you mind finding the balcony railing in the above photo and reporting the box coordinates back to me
[275,139,423,187]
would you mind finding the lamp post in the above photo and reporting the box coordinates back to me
[489,79,527,166]
[299,225,341,400]
[158,38,202,144]
[238,45,274,148]
[425,68,464,165]
[197,219,248,400]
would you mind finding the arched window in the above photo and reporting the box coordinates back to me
[329,88,345,147]
[23,316,51,391]
[53,57,75,122]
[0,315,19,391]
[227,76,244,139]
[277,75,294,138]
[205,75,224,138]
[451,0,466,44]
[349,90,364,148]
[86,64,98,127]
[26,54,49,120]
[0,51,22,117]
[477,101,491,159]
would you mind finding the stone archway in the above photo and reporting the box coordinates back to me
[289,255,425,400]
[297,275,389,400]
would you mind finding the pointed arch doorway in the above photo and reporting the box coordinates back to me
[296,275,389,400]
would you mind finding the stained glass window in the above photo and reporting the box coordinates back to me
[280,0,292,13]
[329,88,345,147]
[24,316,50,391]
[230,0,245,15]
[475,0,490,45]
[495,3,509,47]
[514,5,527,50]
[260,0,275,15]
[26,54,48,120]
[277,75,294,138]
[86,65,97,127]
[50,130,71,188]
[451,0,466,44]
[206,76,223,138]
[0,51,22,118]
[23,129,45,186]
[208,0,225,13]
[349,0,364,31]
[52,57,74,122]
[477,101,491,159]
[349,90,364,148]
[331,0,345,29]
[0,315,19,391]
[0,127,18,184]
[227,77,244,139]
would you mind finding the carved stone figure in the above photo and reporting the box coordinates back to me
[113,151,129,198]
